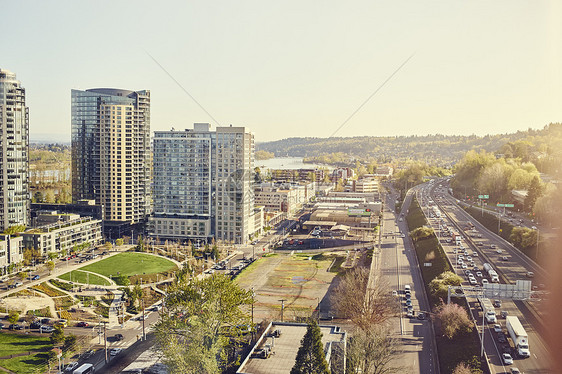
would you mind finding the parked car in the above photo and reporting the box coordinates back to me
[76,321,89,327]
[56,319,68,327]
[31,275,40,280]
[9,324,22,330]
[30,321,42,329]
[40,325,54,333]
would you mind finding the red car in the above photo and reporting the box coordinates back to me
[76,321,89,327]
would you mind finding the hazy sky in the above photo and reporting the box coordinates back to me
[2,0,560,142]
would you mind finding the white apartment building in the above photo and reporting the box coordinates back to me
[0,235,24,275]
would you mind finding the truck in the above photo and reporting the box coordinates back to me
[506,316,530,358]
[483,263,500,283]
[477,297,497,323]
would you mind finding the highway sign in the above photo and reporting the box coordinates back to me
[497,203,514,207]
[478,195,489,199]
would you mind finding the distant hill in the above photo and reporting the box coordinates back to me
[30,133,70,145]
[256,127,555,166]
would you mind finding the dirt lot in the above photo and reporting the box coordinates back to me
[235,253,339,322]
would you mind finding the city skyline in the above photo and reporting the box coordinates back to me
[2,1,561,142]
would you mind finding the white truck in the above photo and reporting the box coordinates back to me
[478,297,497,323]
[506,316,530,358]
[483,263,500,283]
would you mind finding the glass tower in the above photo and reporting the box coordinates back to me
[71,88,151,224]
[0,69,29,231]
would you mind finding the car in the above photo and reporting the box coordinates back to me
[494,300,502,308]
[462,264,467,269]
[114,333,124,341]
[502,256,508,261]
[466,256,472,261]
[40,325,54,333]
[502,353,514,365]
[510,368,521,374]
[406,310,414,318]
[469,278,477,285]
[482,279,489,285]
[82,349,95,359]
[9,324,22,330]
[64,362,79,372]
[407,305,414,312]
[417,312,426,320]
[496,249,503,254]
[14,281,23,287]
[405,299,412,307]
[497,333,507,343]
[110,348,122,356]
[531,226,537,230]
[30,321,42,329]
[472,251,478,256]
[526,272,534,278]
[493,324,502,333]
[31,275,40,280]
[76,321,89,327]
[392,290,398,297]
[56,319,68,327]
[476,271,482,277]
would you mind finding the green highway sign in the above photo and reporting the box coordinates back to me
[497,203,514,208]
[478,195,489,199]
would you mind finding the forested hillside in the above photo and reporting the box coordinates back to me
[256,127,555,166]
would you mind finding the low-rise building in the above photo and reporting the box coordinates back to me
[22,213,102,257]
[237,322,346,374]
[0,235,24,275]
[254,182,315,214]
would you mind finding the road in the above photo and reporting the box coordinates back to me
[378,184,438,374]
[420,178,552,374]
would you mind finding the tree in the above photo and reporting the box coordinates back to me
[290,319,330,374]
[45,189,56,203]
[116,238,124,247]
[346,325,401,374]
[410,226,434,242]
[452,362,472,374]
[429,271,463,301]
[432,301,473,339]
[154,274,253,374]
[63,334,77,352]
[524,175,543,212]
[3,225,26,235]
[48,252,58,261]
[33,191,45,203]
[50,325,65,345]
[46,260,55,274]
[7,311,20,325]
[331,267,399,330]
[18,271,28,281]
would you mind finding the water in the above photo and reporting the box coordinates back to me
[256,157,332,170]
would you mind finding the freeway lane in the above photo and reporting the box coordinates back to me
[378,185,438,374]
[426,179,552,374]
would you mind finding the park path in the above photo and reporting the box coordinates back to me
[108,289,123,328]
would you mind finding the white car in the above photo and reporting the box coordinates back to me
[469,278,477,285]
[494,324,502,333]
[482,279,489,285]
[64,362,79,372]
[462,264,467,269]
[110,348,123,356]
[502,353,513,365]
[476,271,483,277]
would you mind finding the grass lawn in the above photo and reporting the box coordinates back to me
[58,270,111,286]
[79,252,178,279]
[0,332,52,374]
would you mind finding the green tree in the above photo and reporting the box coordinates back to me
[48,252,58,261]
[3,225,26,235]
[63,334,77,352]
[290,319,330,374]
[524,175,543,212]
[7,311,20,325]
[44,189,56,203]
[115,238,124,247]
[154,274,253,374]
[46,260,55,274]
[429,271,463,301]
[410,226,434,242]
[50,325,65,345]
[33,191,45,203]
[18,271,28,281]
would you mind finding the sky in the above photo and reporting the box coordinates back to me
[2,0,560,142]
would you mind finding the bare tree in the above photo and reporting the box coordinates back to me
[347,325,402,374]
[331,267,399,330]
[432,301,473,339]
[452,362,472,374]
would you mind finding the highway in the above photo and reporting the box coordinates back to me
[419,178,552,374]
[378,184,438,374]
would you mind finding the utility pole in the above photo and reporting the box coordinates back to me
[279,299,286,322]
[103,321,108,363]
[142,299,146,341]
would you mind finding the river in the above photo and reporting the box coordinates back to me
[256,157,333,170]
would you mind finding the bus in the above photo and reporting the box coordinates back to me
[73,363,95,374]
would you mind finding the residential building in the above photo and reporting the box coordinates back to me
[254,182,315,214]
[22,213,102,257]
[150,124,257,244]
[354,177,379,193]
[0,235,24,275]
[71,88,151,234]
[0,69,29,231]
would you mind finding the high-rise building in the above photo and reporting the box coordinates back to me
[150,124,257,244]
[71,88,151,231]
[0,69,29,231]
